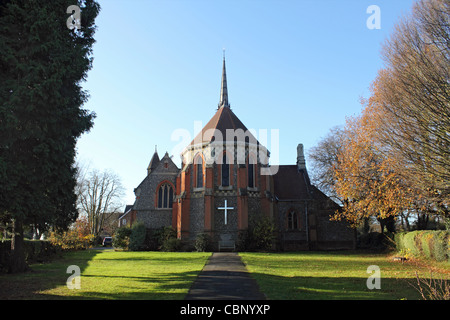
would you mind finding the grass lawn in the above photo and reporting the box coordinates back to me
[2,250,449,300]
[0,250,210,300]
[239,251,450,300]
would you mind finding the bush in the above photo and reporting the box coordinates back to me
[395,230,450,263]
[238,217,275,251]
[156,226,177,244]
[433,231,448,262]
[236,230,251,251]
[195,233,212,252]
[0,240,60,273]
[158,226,181,252]
[403,231,422,256]
[129,222,147,251]
[358,232,393,250]
[48,230,94,251]
[143,228,160,251]
[23,240,60,262]
[48,217,94,251]
[161,238,181,252]
[252,217,275,251]
[113,226,132,249]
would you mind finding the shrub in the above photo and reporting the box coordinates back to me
[129,222,147,251]
[23,240,60,262]
[236,230,251,251]
[0,240,60,273]
[433,231,448,262]
[420,232,434,259]
[159,226,180,252]
[156,226,177,244]
[238,217,275,251]
[113,226,132,249]
[412,272,450,300]
[395,230,450,263]
[252,217,275,251]
[358,232,393,250]
[404,231,422,256]
[143,228,159,251]
[195,233,212,252]
[48,217,94,251]
[48,229,94,251]
[161,238,181,252]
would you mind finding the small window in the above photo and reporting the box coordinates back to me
[248,155,256,188]
[157,183,173,209]
[288,211,298,230]
[163,185,168,208]
[248,163,254,188]
[195,154,204,188]
[222,153,230,187]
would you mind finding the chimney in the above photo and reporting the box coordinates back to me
[297,143,306,170]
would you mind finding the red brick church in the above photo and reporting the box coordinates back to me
[119,58,355,251]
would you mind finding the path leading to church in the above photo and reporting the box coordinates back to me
[185,252,266,300]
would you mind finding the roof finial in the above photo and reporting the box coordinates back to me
[218,51,230,109]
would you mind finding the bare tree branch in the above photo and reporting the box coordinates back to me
[76,165,125,238]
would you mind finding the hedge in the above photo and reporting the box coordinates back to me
[0,240,61,272]
[395,230,450,263]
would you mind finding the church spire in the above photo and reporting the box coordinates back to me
[147,148,160,175]
[218,53,230,109]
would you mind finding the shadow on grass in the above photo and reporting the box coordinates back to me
[0,250,102,299]
[0,250,210,300]
[249,272,421,300]
[59,270,202,300]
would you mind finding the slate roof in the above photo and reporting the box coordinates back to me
[189,106,259,146]
[147,150,160,174]
[273,165,311,200]
[189,56,260,147]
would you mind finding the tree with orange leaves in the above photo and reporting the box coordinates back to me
[330,106,413,232]
[372,0,449,212]
[310,0,449,231]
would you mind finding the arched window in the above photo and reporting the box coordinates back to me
[157,183,173,208]
[194,154,204,188]
[248,155,256,188]
[248,163,254,188]
[287,210,298,230]
[221,152,230,187]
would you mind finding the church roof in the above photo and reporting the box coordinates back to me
[189,56,259,146]
[147,149,160,174]
[189,105,258,146]
[273,165,311,200]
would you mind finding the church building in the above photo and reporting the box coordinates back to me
[119,58,355,251]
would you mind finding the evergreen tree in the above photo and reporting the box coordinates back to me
[0,0,100,272]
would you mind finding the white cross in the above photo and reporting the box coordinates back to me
[218,200,234,225]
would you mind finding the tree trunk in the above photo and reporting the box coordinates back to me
[9,219,28,273]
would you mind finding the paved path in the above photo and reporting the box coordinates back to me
[185,252,266,300]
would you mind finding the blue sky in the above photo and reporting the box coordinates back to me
[76,0,416,205]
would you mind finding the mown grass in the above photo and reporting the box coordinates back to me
[239,251,450,300]
[2,250,449,300]
[0,250,210,299]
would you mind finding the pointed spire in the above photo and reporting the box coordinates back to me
[218,52,230,109]
[147,148,160,175]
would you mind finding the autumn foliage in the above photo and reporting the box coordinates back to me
[310,0,449,230]
[331,110,413,229]
[48,216,94,250]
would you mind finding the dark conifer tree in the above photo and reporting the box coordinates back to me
[0,0,100,272]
